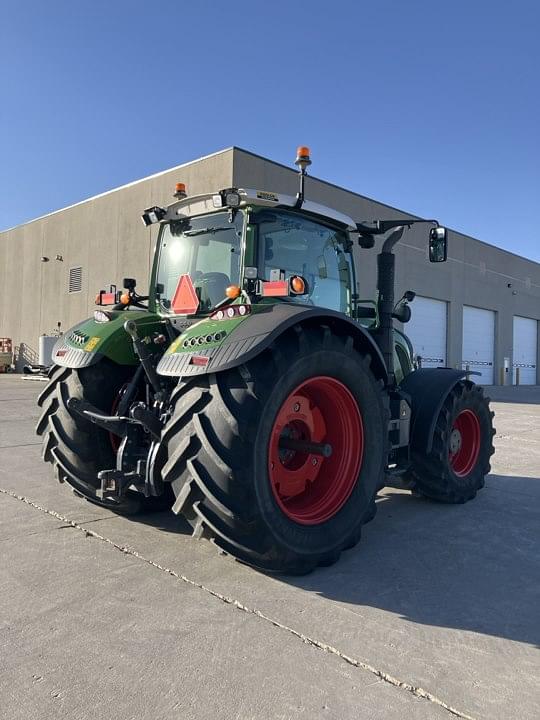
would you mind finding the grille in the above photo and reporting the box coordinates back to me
[69,266,83,293]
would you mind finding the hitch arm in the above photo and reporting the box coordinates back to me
[67,397,129,437]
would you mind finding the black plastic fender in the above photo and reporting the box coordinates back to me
[158,302,388,382]
[399,368,476,454]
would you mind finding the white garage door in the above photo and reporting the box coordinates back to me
[407,296,447,368]
[462,306,495,384]
[513,316,538,385]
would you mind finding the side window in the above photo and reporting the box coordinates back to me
[257,211,352,313]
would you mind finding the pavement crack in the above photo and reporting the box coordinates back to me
[0,487,476,720]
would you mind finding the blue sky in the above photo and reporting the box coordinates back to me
[1,1,539,260]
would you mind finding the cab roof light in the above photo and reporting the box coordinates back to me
[225,190,241,207]
[295,146,311,171]
[141,206,166,227]
[174,182,187,199]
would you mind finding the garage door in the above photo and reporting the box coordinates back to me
[407,296,447,368]
[513,316,538,385]
[462,306,495,384]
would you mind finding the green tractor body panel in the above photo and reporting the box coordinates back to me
[52,310,163,368]
[157,299,390,381]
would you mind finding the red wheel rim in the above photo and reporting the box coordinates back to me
[268,376,364,525]
[449,409,481,477]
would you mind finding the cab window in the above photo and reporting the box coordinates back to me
[254,210,352,313]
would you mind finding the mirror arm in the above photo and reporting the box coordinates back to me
[356,218,439,236]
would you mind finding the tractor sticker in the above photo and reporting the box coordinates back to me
[256,190,279,202]
[85,336,101,352]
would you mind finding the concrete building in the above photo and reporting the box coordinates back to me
[1,147,539,383]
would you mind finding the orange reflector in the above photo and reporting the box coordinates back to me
[96,292,116,305]
[225,285,241,299]
[290,276,306,294]
[172,274,200,315]
[120,292,130,305]
[261,280,289,297]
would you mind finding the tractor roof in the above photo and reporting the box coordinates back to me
[161,188,357,230]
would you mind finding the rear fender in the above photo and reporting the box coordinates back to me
[157,302,388,383]
[399,368,476,454]
[51,311,162,369]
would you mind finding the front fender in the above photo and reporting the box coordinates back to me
[52,310,162,368]
[399,368,476,454]
[157,302,388,382]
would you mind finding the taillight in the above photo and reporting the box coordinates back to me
[211,304,251,320]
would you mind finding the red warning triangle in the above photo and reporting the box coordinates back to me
[171,274,200,315]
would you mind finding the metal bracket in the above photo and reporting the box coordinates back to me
[96,469,143,501]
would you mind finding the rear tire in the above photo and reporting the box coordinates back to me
[407,381,495,503]
[36,361,160,514]
[162,325,388,574]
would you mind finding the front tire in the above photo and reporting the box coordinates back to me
[162,326,388,574]
[407,381,495,503]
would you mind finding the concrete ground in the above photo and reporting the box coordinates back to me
[0,376,539,720]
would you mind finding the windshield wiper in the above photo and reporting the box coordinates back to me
[183,226,235,237]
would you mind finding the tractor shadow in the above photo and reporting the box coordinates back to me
[289,474,540,648]
[134,511,192,536]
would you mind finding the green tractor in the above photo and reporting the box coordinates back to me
[37,147,495,574]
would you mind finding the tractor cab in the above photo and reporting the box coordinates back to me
[144,150,360,321]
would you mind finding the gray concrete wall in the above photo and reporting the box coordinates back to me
[232,149,540,382]
[0,149,234,369]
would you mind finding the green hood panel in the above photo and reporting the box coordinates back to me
[53,310,162,367]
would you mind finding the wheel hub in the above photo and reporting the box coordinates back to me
[449,409,481,477]
[449,428,462,454]
[268,376,364,525]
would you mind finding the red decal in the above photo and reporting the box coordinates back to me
[172,274,200,315]
[56,349,68,357]
[261,280,289,297]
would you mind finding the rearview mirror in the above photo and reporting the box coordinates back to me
[429,227,448,263]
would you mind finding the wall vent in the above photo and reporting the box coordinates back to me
[68,266,83,293]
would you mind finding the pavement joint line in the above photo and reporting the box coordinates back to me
[0,442,42,449]
[0,486,477,720]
